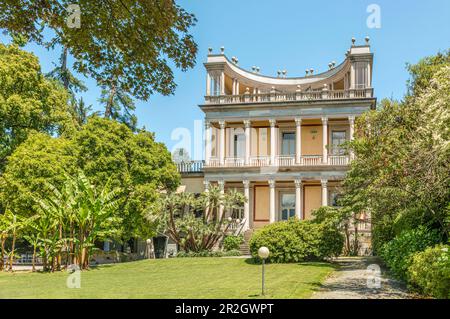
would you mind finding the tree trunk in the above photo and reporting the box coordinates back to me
[8,231,16,271]
[61,46,69,89]
[32,245,36,272]
[104,84,116,118]
[0,236,5,271]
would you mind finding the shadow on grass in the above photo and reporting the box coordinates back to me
[244,257,339,269]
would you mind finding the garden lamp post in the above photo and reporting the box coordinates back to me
[258,246,270,296]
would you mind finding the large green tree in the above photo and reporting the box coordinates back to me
[1,117,180,241]
[0,132,77,216]
[0,43,73,171]
[0,0,198,111]
[74,117,180,239]
[341,51,450,252]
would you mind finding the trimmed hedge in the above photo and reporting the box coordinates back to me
[176,250,241,258]
[408,244,450,299]
[223,235,244,251]
[249,219,343,263]
[379,227,441,280]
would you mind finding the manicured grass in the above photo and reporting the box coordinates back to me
[0,257,336,299]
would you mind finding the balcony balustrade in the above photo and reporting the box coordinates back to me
[275,155,295,166]
[176,160,204,173]
[201,155,349,168]
[224,157,245,167]
[249,155,270,167]
[204,88,373,105]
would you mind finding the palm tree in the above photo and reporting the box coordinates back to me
[70,171,121,269]
[149,187,246,253]
[2,210,35,271]
[0,213,7,271]
[23,233,40,272]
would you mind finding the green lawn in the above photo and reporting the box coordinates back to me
[0,257,336,299]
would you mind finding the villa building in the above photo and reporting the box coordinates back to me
[178,38,375,241]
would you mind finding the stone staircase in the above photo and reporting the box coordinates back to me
[239,229,253,256]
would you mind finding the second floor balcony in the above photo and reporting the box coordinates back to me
[207,154,350,168]
[204,87,374,105]
[203,116,355,170]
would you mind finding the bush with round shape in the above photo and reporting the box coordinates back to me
[249,219,344,263]
[408,244,450,299]
[379,226,441,280]
[223,235,244,251]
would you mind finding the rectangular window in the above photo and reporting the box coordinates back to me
[281,132,295,155]
[331,131,347,155]
[280,193,296,220]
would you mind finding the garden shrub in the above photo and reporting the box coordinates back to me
[223,235,244,251]
[249,219,343,263]
[379,226,441,280]
[408,244,450,299]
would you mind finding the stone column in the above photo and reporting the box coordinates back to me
[349,116,355,160]
[349,116,355,140]
[321,179,328,206]
[204,121,211,166]
[244,120,251,165]
[220,71,225,95]
[269,179,276,223]
[219,120,225,165]
[270,119,277,165]
[218,180,225,219]
[295,179,302,220]
[206,72,211,96]
[322,117,328,164]
[295,117,302,165]
[243,180,250,230]
[203,180,209,192]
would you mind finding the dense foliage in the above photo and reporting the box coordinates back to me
[341,51,450,254]
[408,244,450,299]
[1,117,179,241]
[249,218,344,263]
[223,235,244,251]
[379,227,441,280]
[0,43,73,171]
[147,187,246,253]
[0,0,198,109]
[1,171,121,271]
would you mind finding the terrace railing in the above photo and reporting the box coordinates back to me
[204,88,373,105]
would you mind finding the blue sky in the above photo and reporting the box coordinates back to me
[1,0,449,159]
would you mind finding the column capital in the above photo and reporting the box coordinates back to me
[269,119,277,127]
[243,120,251,129]
[294,179,302,188]
[218,120,226,129]
[205,120,211,129]
[203,180,210,190]
[268,179,276,188]
[321,116,328,124]
[321,179,328,187]
[295,117,302,126]
[242,180,250,188]
[218,180,225,190]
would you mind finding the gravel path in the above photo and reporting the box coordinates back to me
[312,257,412,299]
